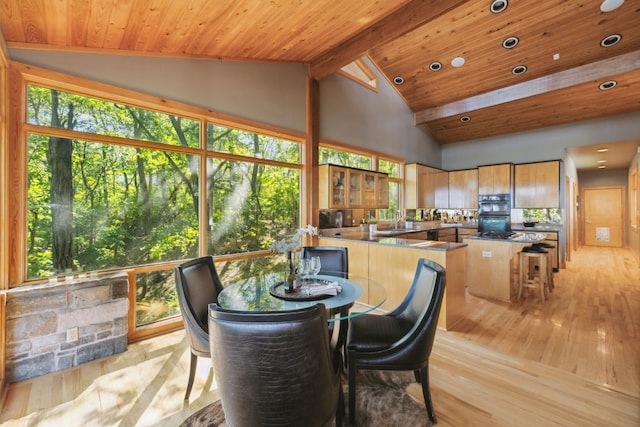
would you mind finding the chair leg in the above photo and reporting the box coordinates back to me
[336,383,344,427]
[414,369,421,383]
[184,352,198,401]
[348,351,356,425]
[419,366,437,424]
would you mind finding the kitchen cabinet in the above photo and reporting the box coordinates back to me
[478,163,512,195]
[375,174,389,208]
[457,227,478,242]
[449,168,478,208]
[405,163,448,209]
[514,160,560,208]
[318,237,466,330]
[319,164,388,209]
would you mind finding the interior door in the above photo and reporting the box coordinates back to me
[583,186,624,247]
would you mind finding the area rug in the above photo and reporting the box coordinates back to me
[180,370,430,426]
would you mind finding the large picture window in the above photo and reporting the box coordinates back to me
[22,82,303,332]
[27,134,199,278]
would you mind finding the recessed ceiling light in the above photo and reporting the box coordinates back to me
[512,65,527,75]
[600,34,622,47]
[490,0,508,13]
[597,159,607,163]
[600,0,624,12]
[460,116,471,122]
[451,57,465,67]
[393,76,405,85]
[598,165,607,169]
[502,36,519,49]
[597,148,609,152]
[429,61,442,71]
[599,80,617,90]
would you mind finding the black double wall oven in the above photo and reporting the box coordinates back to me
[477,194,513,238]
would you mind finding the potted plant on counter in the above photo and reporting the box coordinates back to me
[367,217,378,233]
[405,217,414,229]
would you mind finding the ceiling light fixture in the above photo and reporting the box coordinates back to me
[451,57,465,67]
[511,65,527,75]
[600,34,622,47]
[502,36,519,49]
[597,148,609,153]
[429,61,442,71]
[490,0,508,13]
[460,116,471,122]
[600,0,624,12]
[393,76,405,85]
[599,80,617,90]
[597,159,607,163]
[598,165,607,169]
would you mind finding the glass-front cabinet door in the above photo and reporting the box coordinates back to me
[363,172,376,207]
[376,175,389,208]
[348,170,363,207]
[331,166,348,208]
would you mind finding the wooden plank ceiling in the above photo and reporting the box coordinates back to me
[1,0,640,145]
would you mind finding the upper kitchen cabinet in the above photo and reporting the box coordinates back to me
[405,164,448,209]
[375,174,389,208]
[405,163,427,209]
[478,163,512,195]
[449,168,478,209]
[319,164,388,209]
[514,160,560,208]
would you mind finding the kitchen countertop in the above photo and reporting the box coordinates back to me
[463,232,549,243]
[319,232,466,252]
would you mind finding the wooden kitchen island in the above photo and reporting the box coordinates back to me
[462,235,547,302]
[318,234,466,330]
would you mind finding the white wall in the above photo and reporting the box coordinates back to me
[9,50,439,164]
[441,111,640,170]
[9,50,309,133]
[319,58,441,166]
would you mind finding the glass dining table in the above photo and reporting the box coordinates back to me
[217,272,386,321]
[216,272,387,351]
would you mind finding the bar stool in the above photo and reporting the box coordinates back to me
[530,242,555,291]
[518,245,551,302]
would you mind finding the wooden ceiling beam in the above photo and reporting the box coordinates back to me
[309,0,471,81]
[415,50,640,125]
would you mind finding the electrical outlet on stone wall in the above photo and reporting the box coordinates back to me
[66,327,79,342]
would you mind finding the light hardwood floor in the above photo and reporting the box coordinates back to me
[1,246,638,426]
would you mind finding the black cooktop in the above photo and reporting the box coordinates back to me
[476,231,516,240]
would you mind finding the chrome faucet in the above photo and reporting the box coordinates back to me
[394,210,403,229]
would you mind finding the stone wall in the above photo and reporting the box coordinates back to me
[4,273,129,383]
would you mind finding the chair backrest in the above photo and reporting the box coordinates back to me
[391,258,446,357]
[175,256,224,352]
[301,246,348,278]
[209,303,341,427]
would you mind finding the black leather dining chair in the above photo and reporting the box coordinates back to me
[301,246,349,278]
[175,256,224,401]
[346,258,446,424]
[208,303,344,427]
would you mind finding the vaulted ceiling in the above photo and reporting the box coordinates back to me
[1,0,639,154]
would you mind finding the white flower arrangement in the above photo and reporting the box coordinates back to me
[271,224,318,253]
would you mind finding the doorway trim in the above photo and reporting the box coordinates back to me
[581,185,625,247]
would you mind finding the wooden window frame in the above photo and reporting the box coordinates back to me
[7,61,308,341]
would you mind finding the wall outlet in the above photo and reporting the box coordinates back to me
[482,251,492,258]
[66,327,79,342]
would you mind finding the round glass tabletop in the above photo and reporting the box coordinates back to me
[216,272,386,322]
